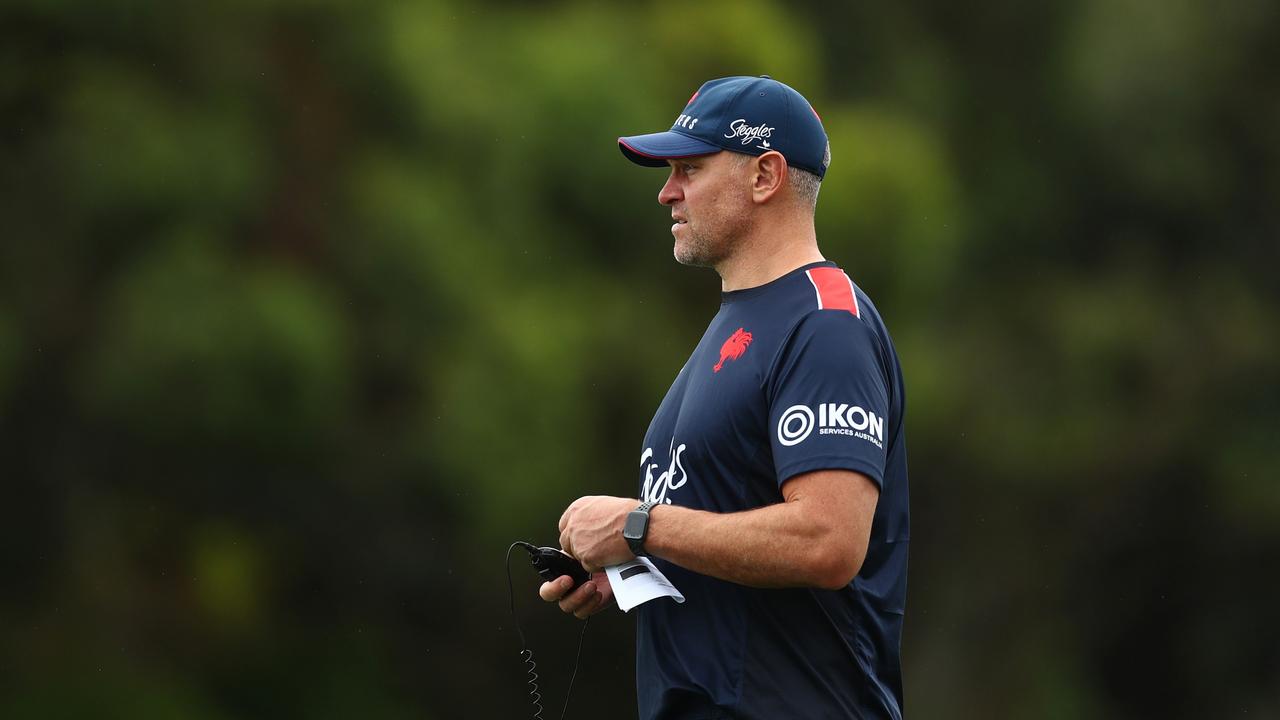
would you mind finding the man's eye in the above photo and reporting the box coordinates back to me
[682,163,695,173]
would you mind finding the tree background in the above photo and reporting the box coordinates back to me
[2,0,1277,717]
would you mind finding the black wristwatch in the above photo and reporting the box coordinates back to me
[623,500,658,557]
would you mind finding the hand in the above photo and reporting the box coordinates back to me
[539,571,614,619]
[557,495,637,572]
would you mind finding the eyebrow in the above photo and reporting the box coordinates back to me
[668,157,703,171]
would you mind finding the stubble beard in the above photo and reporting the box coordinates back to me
[672,209,747,269]
[673,225,728,268]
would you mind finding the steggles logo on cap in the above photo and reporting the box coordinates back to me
[724,119,774,149]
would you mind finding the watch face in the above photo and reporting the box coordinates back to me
[623,511,646,539]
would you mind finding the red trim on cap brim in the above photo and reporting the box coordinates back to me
[618,138,716,161]
[617,132,722,167]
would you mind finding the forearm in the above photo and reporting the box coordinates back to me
[557,472,875,588]
[644,500,858,590]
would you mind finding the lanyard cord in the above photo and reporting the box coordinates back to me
[506,542,591,720]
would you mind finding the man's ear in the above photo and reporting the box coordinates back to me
[751,151,788,204]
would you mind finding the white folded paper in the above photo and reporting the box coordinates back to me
[605,557,685,612]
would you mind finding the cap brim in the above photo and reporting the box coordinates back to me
[618,131,722,167]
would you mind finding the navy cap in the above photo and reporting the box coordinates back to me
[619,75,829,178]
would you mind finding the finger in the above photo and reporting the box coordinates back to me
[573,589,603,619]
[574,593,603,620]
[557,581,598,615]
[559,528,572,557]
[577,587,611,619]
[556,580,595,612]
[538,576,574,602]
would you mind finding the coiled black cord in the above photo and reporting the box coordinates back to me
[518,647,544,719]
[506,542,590,720]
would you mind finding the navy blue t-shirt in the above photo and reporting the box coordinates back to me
[636,261,909,720]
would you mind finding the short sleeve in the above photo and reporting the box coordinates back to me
[768,310,890,489]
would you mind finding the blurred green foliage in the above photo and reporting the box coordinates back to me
[1,0,1277,717]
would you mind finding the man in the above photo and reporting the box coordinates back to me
[542,76,910,719]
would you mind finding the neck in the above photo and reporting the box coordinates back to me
[716,211,823,292]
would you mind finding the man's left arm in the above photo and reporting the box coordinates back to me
[558,468,878,590]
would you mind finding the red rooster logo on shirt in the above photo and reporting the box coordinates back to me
[714,327,753,373]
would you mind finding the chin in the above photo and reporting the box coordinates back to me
[672,245,694,266]
[673,244,716,268]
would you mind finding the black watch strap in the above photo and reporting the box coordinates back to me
[624,500,658,557]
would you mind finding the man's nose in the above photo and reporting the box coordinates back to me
[658,170,681,206]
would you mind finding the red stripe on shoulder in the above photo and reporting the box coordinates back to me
[805,267,860,317]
